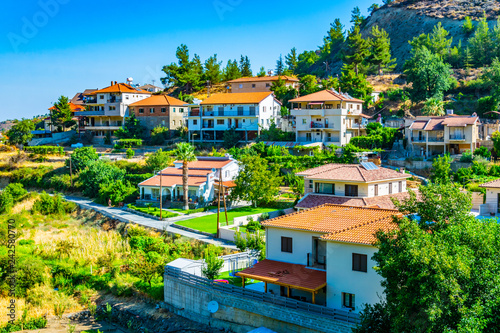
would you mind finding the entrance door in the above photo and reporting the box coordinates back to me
[234,119,239,128]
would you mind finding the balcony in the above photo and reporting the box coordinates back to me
[75,110,105,116]
[85,124,122,130]
[307,253,326,270]
[311,122,326,129]
[411,137,426,143]
[84,98,98,104]
[203,110,258,117]
[107,98,122,103]
[325,137,340,143]
[449,135,466,141]
[202,124,214,129]
[428,137,444,142]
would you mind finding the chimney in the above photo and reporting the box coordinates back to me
[400,167,405,174]
[111,81,113,86]
[115,81,118,85]
[446,109,454,115]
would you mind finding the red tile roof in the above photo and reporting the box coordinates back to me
[87,83,151,95]
[295,191,416,210]
[236,259,326,292]
[138,167,212,187]
[290,89,364,103]
[262,204,400,245]
[443,116,479,126]
[410,116,479,131]
[129,94,186,107]
[228,75,299,83]
[200,92,276,105]
[296,164,411,182]
[49,102,86,112]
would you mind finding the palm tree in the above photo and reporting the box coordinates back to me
[175,142,197,210]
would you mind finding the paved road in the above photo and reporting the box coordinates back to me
[64,196,237,249]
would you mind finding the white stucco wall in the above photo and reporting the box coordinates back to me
[266,227,325,266]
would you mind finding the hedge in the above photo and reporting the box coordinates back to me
[116,139,143,148]
[24,146,64,155]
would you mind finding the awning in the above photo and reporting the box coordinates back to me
[236,259,326,293]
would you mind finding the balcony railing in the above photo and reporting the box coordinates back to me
[202,124,214,129]
[411,137,426,142]
[107,98,122,103]
[203,110,258,117]
[325,137,340,142]
[428,137,444,142]
[311,122,325,128]
[85,124,122,128]
[307,253,326,270]
[449,135,465,141]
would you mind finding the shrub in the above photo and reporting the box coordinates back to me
[124,173,153,187]
[246,220,263,232]
[78,160,125,197]
[489,165,500,177]
[201,245,224,280]
[4,183,27,202]
[471,161,488,176]
[150,125,169,145]
[98,180,137,206]
[455,167,473,184]
[15,257,47,297]
[117,139,142,148]
[145,148,173,172]
[24,146,64,155]
[126,148,135,159]
[68,146,98,171]
[32,192,76,215]
[473,146,491,159]
[460,150,473,163]
[0,191,14,214]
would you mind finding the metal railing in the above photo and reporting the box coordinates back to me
[164,266,360,324]
[449,135,465,141]
[203,110,258,117]
[411,137,426,142]
[428,137,444,142]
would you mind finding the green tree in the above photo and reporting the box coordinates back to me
[222,127,240,149]
[239,55,252,77]
[275,54,285,76]
[491,131,500,158]
[115,114,145,139]
[231,155,283,207]
[430,153,452,184]
[299,75,320,96]
[368,25,396,75]
[296,50,319,76]
[482,57,500,100]
[145,148,172,172]
[175,142,197,210]
[223,59,241,81]
[463,46,474,74]
[201,245,224,280]
[339,65,374,103]
[98,180,137,206]
[51,96,73,132]
[257,66,267,77]
[161,44,205,93]
[285,48,298,74]
[204,54,222,84]
[350,6,365,28]
[68,146,98,171]
[344,25,369,75]
[125,148,134,159]
[462,16,475,35]
[270,78,298,107]
[150,125,169,145]
[78,160,125,197]
[356,184,500,332]
[422,97,445,116]
[404,47,454,102]
[7,119,35,145]
[469,15,493,66]
[129,252,164,287]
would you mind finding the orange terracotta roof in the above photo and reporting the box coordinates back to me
[228,75,299,83]
[49,102,86,112]
[87,83,151,95]
[221,180,237,188]
[236,259,326,292]
[321,218,398,244]
[424,118,445,131]
[480,179,500,188]
[296,164,411,182]
[138,167,212,187]
[129,94,186,107]
[262,204,399,243]
[295,191,417,210]
[174,158,234,169]
[442,116,479,127]
[409,120,427,130]
[290,89,364,103]
[200,92,276,105]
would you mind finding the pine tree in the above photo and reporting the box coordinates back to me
[463,46,473,75]
[257,66,267,77]
[239,55,253,77]
[223,60,241,81]
[368,25,396,75]
[51,96,72,131]
[275,54,285,76]
[344,25,369,75]
[329,19,345,47]
[462,16,475,35]
[285,48,298,74]
[469,15,493,66]
[204,54,222,84]
[350,6,365,28]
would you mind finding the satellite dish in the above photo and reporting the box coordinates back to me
[207,301,219,313]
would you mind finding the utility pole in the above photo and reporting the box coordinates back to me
[217,176,221,238]
[157,169,163,220]
[69,153,73,189]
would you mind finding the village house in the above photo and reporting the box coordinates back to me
[75,81,151,141]
[405,114,480,158]
[187,92,282,143]
[138,156,239,207]
[129,95,187,135]
[295,162,412,210]
[479,179,500,216]
[139,84,164,93]
[236,204,401,312]
[228,75,299,93]
[289,89,370,146]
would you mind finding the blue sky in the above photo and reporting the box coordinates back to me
[0,0,377,122]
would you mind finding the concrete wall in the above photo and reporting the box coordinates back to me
[163,271,357,333]
[28,130,76,146]
[326,242,383,313]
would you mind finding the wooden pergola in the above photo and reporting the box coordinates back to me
[236,259,326,304]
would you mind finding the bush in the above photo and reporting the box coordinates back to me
[98,180,137,206]
[145,148,173,172]
[126,148,135,159]
[460,150,473,163]
[24,146,64,156]
[246,220,263,232]
[15,257,47,297]
[78,160,125,197]
[68,146,98,171]
[474,146,491,159]
[4,183,27,202]
[0,191,14,214]
[150,125,169,145]
[116,139,142,148]
[471,161,488,176]
[455,167,473,184]
[489,165,500,177]
[32,192,76,215]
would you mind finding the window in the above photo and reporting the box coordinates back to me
[217,119,225,125]
[263,106,266,112]
[252,84,256,88]
[261,119,264,125]
[281,237,292,253]
[139,108,144,114]
[342,293,355,309]
[267,119,270,125]
[179,108,184,113]
[357,104,360,110]
[398,181,402,193]
[374,184,378,196]
[109,106,116,111]
[302,119,307,124]
[161,108,166,113]
[152,188,160,198]
[345,185,358,197]
[99,95,104,99]
[266,83,270,87]
[150,108,155,114]
[193,119,198,125]
[315,183,335,194]
[309,180,313,189]
[239,84,243,89]
[172,108,176,112]
[172,120,176,126]
[389,183,393,194]
[352,253,367,272]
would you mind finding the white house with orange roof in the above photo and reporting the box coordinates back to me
[289,89,370,146]
[75,81,151,140]
[187,92,282,143]
[479,179,500,216]
[406,114,480,158]
[227,75,299,93]
[236,204,401,312]
[295,162,412,211]
[138,156,239,206]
